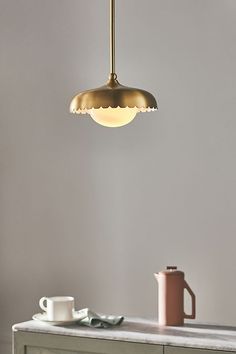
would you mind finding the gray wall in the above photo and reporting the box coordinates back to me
[1,0,236,351]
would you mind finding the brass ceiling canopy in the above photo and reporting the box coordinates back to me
[70,0,157,128]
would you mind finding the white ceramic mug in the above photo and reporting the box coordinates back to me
[39,296,75,321]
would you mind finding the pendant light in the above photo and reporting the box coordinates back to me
[70,0,157,128]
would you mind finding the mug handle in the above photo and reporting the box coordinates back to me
[184,281,196,319]
[39,297,48,312]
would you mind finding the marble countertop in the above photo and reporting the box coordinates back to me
[13,317,236,352]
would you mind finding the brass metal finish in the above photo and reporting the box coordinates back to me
[110,0,115,74]
[70,74,157,113]
[70,0,158,118]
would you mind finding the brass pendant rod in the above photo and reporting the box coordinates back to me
[110,0,115,74]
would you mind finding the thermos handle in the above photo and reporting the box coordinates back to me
[184,280,196,319]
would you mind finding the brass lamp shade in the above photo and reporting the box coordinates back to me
[70,0,157,127]
[70,74,157,114]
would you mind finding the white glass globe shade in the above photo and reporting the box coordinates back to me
[89,107,137,127]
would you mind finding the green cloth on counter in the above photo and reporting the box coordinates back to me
[77,308,124,328]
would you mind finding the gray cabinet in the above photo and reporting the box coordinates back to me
[13,319,236,354]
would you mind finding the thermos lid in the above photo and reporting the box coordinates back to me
[158,266,184,276]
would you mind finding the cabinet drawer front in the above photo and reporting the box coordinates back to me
[165,346,233,354]
[15,331,164,354]
[26,348,81,354]
[18,331,163,354]
[25,342,163,354]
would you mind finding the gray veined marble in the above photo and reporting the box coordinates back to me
[13,317,236,352]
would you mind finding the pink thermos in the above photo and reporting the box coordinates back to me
[154,266,196,326]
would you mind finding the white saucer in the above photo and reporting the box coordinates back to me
[32,311,86,326]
